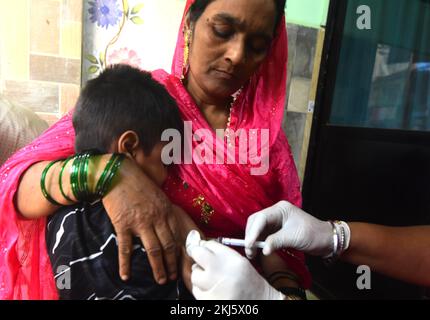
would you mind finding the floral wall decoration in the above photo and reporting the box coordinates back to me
[82,0,186,85]
[84,0,144,76]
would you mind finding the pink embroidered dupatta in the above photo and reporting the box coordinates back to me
[0,0,310,300]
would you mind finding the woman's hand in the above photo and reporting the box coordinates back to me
[102,158,178,284]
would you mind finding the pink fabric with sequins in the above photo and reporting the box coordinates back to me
[0,0,310,299]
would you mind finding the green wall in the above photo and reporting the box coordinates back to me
[286,0,330,28]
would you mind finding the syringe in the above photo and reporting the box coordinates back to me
[215,237,265,249]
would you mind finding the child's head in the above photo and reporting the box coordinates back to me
[73,64,183,186]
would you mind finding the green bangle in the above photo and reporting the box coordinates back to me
[71,153,86,201]
[70,153,124,202]
[95,154,115,197]
[96,154,125,197]
[41,160,62,206]
[79,152,91,200]
[72,152,93,202]
[95,154,116,197]
[102,154,125,195]
[59,157,74,203]
[70,154,81,201]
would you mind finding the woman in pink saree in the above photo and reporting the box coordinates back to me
[0,0,311,299]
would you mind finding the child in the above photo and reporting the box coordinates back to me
[45,64,194,300]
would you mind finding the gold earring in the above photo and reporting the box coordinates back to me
[182,29,192,80]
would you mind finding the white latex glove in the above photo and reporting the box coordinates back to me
[186,230,284,300]
[245,200,334,259]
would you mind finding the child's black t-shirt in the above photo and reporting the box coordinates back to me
[46,201,191,300]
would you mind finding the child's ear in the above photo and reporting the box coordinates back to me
[117,131,140,159]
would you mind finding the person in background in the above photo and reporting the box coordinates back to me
[0,95,48,166]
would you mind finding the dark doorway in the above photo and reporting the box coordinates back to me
[303,0,430,299]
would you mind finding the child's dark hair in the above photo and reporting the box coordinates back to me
[73,64,183,154]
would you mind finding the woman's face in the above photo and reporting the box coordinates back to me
[188,0,277,99]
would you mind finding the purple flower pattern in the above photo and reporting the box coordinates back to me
[88,0,123,29]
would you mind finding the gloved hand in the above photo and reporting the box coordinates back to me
[186,230,284,300]
[245,200,336,259]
